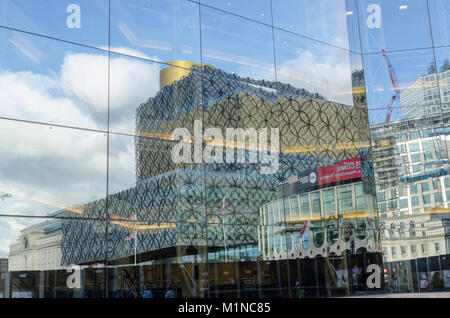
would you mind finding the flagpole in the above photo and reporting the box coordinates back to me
[222,218,228,262]
[134,213,137,266]
[221,198,227,262]
[134,230,137,266]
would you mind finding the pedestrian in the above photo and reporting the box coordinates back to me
[431,272,444,291]
[391,270,399,293]
[352,265,360,293]
[143,285,154,298]
[165,283,176,298]
[295,280,305,298]
[357,267,365,291]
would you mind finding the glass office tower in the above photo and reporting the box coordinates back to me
[0,0,448,298]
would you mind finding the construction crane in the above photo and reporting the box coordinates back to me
[382,49,401,123]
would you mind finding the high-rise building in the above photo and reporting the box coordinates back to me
[400,69,450,118]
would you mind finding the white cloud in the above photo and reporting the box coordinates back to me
[0,71,99,129]
[0,47,161,255]
[59,47,161,133]
[0,121,108,212]
[276,49,354,105]
[108,134,137,194]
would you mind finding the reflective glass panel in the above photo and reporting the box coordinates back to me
[0,28,108,131]
[0,119,107,218]
[0,0,109,48]
[200,5,275,81]
[110,0,201,63]
[272,0,360,52]
[357,0,432,54]
[201,0,272,24]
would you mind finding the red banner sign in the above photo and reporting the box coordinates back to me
[317,158,361,185]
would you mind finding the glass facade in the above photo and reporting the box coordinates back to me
[0,0,448,299]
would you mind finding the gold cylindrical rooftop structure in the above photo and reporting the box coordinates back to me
[159,60,214,89]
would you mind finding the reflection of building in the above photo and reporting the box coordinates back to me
[380,213,450,263]
[260,158,379,261]
[372,72,450,294]
[400,69,450,118]
[371,112,450,219]
[59,63,376,268]
[8,218,64,271]
[0,259,7,272]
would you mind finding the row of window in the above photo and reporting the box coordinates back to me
[397,128,447,141]
[389,242,440,257]
[397,138,443,153]
[263,183,369,224]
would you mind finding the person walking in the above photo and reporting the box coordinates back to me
[165,283,176,298]
[295,280,305,298]
[391,269,399,293]
[352,265,360,293]
[142,285,154,298]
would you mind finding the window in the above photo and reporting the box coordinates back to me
[391,246,396,256]
[300,194,310,217]
[445,178,450,188]
[413,165,421,173]
[421,182,430,192]
[390,189,397,199]
[434,138,442,148]
[411,245,417,254]
[410,185,418,194]
[410,131,420,139]
[433,180,440,190]
[397,133,407,141]
[411,196,419,207]
[425,151,434,160]
[338,185,353,214]
[422,140,431,150]
[388,201,397,210]
[322,189,335,217]
[398,144,406,153]
[423,194,431,205]
[401,246,407,255]
[399,222,406,238]
[409,142,420,152]
[355,184,367,211]
[282,198,289,219]
[311,192,321,217]
[290,196,300,219]
[422,244,428,253]
[435,192,443,203]
[435,242,440,252]
[400,198,409,209]
[390,223,396,238]
[402,155,408,164]
[377,191,385,201]
[411,153,421,163]
[410,221,416,237]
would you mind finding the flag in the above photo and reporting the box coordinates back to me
[221,197,226,217]
[125,233,136,241]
